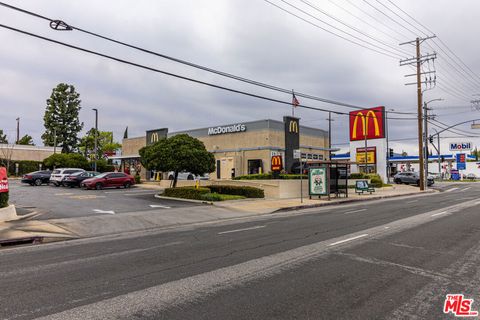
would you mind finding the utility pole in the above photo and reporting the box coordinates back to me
[53,128,57,154]
[423,98,443,187]
[92,108,98,172]
[400,35,436,191]
[328,112,332,160]
[385,109,393,183]
[15,117,19,144]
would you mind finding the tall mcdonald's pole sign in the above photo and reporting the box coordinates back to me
[349,106,385,142]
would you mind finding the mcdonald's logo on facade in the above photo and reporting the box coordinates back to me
[150,132,159,143]
[289,120,299,133]
[349,106,385,141]
[271,155,283,171]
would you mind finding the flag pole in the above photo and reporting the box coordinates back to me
[292,89,295,117]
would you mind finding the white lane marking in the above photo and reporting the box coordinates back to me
[343,208,367,214]
[54,193,74,196]
[104,190,154,194]
[475,201,480,205]
[445,187,459,193]
[431,211,447,217]
[93,209,115,214]
[125,192,157,196]
[149,205,171,209]
[462,187,472,191]
[218,225,265,235]
[328,234,369,246]
[406,200,418,204]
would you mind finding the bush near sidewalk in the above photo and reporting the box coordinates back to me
[163,187,210,200]
[163,185,264,200]
[233,173,307,180]
[0,192,8,208]
[208,185,264,198]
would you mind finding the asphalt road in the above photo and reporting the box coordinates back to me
[8,180,201,219]
[0,182,479,319]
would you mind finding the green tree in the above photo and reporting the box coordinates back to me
[41,83,83,153]
[43,153,89,170]
[139,134,215,188]
[79,128,121,159]
[0,130,8,144]
[17,134,34,146]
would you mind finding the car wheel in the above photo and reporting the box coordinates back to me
[168,175,174,180]
[416,180,420,186]
[54,182,60,187]
[34,178,42,186]
[124,182,131,189]
[95,183,103,190]
[394,178,401,184]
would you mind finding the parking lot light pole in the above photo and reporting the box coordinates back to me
[92,108,98,172]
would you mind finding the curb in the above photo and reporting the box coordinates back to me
[154,194,213,205]
[272,189,437,213]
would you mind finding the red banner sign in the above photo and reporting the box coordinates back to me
[0,167,8,193]
[271,155,283,172]
[349,106,385,141]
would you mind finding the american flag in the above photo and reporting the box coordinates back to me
[292,92,299,107]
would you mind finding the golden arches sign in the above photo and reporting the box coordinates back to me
[351,110,381,140]
[150,132,159,143]
[289,120,299,133]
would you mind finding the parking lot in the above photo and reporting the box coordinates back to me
[9,180,202,220]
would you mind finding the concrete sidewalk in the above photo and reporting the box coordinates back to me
[0,184,433,244]
[213,184,433,214]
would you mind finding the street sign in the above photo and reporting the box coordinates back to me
[308,167,328,196]
[472,123,480,129]
[456,153,466,170]
[0,167,8,193]
[293,149,301,159]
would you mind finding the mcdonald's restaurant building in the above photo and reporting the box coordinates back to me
[118,117,329,180]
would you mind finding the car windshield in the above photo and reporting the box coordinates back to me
[52,170,60,174]
[95,173,109,178]
[70,172,84,176]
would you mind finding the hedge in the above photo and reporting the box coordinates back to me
[208,185,264,198]
[163,187,211,200]
[234,173,307,180]
[0,192,8,208]
[200,193,245,201]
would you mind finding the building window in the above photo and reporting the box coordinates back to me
[313,154,319,160]
[248,159,263,174]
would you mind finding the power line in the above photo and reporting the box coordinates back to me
[0,0,415,115]
[0,22,418,122]
[362,0,418,37]
[298,0,412,56]
[263,0,406,59]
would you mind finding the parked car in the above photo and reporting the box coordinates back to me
[466,173,477,180]
[394,172,434,186]
[81,172,135,190]
[21,170,52,186]
[63,171,100,188]
[167,171,209,180]
[49,168,85,186]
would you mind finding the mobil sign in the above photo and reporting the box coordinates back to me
[449,142,472,151]
[349,106,386,141]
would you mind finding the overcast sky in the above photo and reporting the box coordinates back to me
[1,0,479,154]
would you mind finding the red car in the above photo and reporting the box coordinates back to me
[81,172,135,190]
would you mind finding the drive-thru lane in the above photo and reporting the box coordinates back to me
[8,180,201,219]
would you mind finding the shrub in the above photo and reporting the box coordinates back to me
[208,185,264,198]
[134,174,141,184]
[163,186,210,200]
[234,173,307,180]
[0,192,8,208]
[366,174,383,188]
[43,153,89,170]
[349,173,366,179]
[93,159,115,172]
[200,193,245,201]
[2,160,43,176]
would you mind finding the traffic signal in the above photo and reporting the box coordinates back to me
[429,136,433,143]
[389,148,394,157]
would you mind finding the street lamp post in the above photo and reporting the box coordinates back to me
[92,108,98,172]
